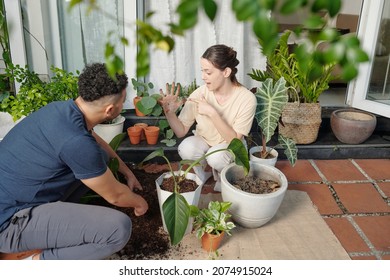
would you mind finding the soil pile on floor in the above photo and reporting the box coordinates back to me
[89,166,174,259]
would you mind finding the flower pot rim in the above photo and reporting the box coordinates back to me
[332,108,376,121]
[96,115,125,126]
[221,162,288,198]
[127,126,143,132]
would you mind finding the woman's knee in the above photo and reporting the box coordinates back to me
[178,136,208,160]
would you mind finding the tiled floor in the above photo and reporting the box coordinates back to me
[1,159,389,260]
[275,159,390,260]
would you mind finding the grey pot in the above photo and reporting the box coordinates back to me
[330,109,377,144]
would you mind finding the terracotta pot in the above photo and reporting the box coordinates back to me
[127,126,142,145]
[330,109,377,144]
[144,126,160,145]
[201,232,225,252]
[133,97,145,117]
[134,122,148,140]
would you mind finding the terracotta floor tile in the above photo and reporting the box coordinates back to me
[382,254,390,260]
[332,183,390,213]
[353,216,390,251]
[350,255,377,260]
[313,160,367,182]
[276,160,322,182]
[288,183,343,215]
[324,217,371,253]
[354,159,390,180]
[377,182,390,198]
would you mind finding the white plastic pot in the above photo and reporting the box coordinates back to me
[249,146,278,166]
[155,171,203,235]
[221,161,288,228]
[93,115,125,143]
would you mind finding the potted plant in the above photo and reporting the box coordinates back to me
[249,76,297,166]
[250,26,368,144]
[93,114,126,144]
[220,161,288,229]
[139,138,249,245]
[131,78,162,117]
[1,64,79,121]
[192,200,235,252]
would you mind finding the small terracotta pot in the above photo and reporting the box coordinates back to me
[127,126,142,145]
[201,231,225,252]
[134,122,148,141]
[133,97,145,117]
[144,126,160,145]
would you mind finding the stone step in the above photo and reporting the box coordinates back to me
[117,109,390,164]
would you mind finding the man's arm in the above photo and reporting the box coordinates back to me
[81,168,148,216]
[92,131,142,190]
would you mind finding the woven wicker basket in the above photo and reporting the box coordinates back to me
[279,102,322,144]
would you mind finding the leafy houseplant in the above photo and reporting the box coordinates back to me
[192,200,235,252]
[131,78,162,117]
[1,64,79,121]
[250,77,297,166]
[140,138,249,245]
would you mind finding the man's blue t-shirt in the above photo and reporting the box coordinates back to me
[0,100,107,230]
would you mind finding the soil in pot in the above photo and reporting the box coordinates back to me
[252,151,275,160]
[160,176,198,193]
[231,176,280,194]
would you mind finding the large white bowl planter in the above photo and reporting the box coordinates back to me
[155,171,204,235]
[93,115,125,143]
[221,161,288,228]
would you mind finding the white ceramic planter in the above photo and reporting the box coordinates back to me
[93,115,125,143]
[249,146,278,166]
[221,161,288,228]
[155,171,204,235]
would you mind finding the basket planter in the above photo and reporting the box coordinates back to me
[221,161,288,228]
[330,109,377,144]
[93,115,125,143]
[279,102,322,144]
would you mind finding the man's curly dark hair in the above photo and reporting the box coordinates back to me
[78,63,128,102]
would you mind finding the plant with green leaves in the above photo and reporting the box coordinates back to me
[139,138,249,245]
[1,65,79,121]
[192,200,235,239]
[251,77,297,166]
[158,119,176,147]
[131,78,163,117]
[107,132,127,179]
[249,30,364,104]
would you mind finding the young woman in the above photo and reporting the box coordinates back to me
[159,44,256,191]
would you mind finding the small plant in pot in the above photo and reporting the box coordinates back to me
[131,78,162,117]
[139,138,249,245]
[192,200,235,252]
[249,77,297,166]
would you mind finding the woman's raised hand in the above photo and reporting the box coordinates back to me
[159,82,184,114]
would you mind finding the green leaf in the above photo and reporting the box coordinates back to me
[163,193,191,245]
[280,0,306,14]
[278,134,297,166]
[227,138,249,176]
[255,77,288,143]
[202,0,217,21]
[326,0,341,17]
[232,0,257,21]
[140,148,164,165]
[109,132,126,151]
[341,63,358,81]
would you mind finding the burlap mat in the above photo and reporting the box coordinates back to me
[168,190,350,260]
